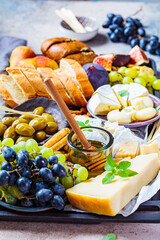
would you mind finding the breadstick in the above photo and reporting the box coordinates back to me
[43,128,70,148]
[50,135,68,151]
[70,110,82,115]
[80,107,87,114]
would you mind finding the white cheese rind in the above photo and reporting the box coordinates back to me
[94,85,120,104]
[128,83,148,101]
[112,84,129,107]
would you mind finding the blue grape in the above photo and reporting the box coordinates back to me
[102,19,111,28]
[124,22,135,29]
[2,146,16,162]
[130,38,139,47]
[150,35,159,42]
[124,27,134,37]
[139,38,148,50]
[17,177,32,194]
[48,155,58,165]
[155,49,160,56]
[119,37,127,43]
[52,164,67,178]
[35,181,47,193]
[127,35,137,44]
[107,29,113,36]
[0,170,10,186]
[1,162,12,171]
[112,15,123,26]
[34,199,47,207]
[51,182,65,196]
[149,40,159,49]
[50,195,65,210]
[16,149,29,167]
[20,198,34,207]
[134,18,143,28]
[145,43,154,54]
[114,27,123,37]
[137,27,145,37]
[28,159,35,168]
[39,167,56,183]
[107,13,115,21]
[19,166,31,177]
[36,189,53,202]
[35,156,48,168]
[110,33,118,42]
[8,172,18,186]
[126,17,134,23]
[109,24,119,31]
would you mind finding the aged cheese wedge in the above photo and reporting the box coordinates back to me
[66,153,160,216]
[128,83,148,102]
[94,85,120,105]
[139,142,159,155]
[130,96,153,110]
[89,93,121,115]
[115,141,139,159]
[112,84,129,107]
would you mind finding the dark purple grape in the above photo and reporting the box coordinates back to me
[51,182,65,196]
[20,198,34,207]
[109,24,119,31]
[149,40,159,49]
[2,146,16,162]
[35,156,48,169]
[145,43,155,54]
[36,189,53,203]
[137,27,145,37]
[39,167,56,183]
[134,18,143,28]
[8,172,18,186]
[119,37,127,43]
[0,170,10,186]
[126,17,134,23]
[17,177,32,194]
[127,35,137,44]
[1,162,12,171]
[28,159,35,168]
[35,181,47,193]
[124,22,135,29]
[114,27,123,37]
[52,164,67,178]
[48,155,58,165]
[107,13,115,21]
[19,166,31,177]
[124,27,134,37]
[16,149,29,167]
[50,195,65,210]
[112,15,123,26]
[150,35,159,42]
[130,38,139,47]
[155,49,160,55]
[139,38,148,50]
[102,19,111,28]
[110,33,118,42]
[108,29,113,36]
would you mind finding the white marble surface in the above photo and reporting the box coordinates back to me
[1,1,160,239]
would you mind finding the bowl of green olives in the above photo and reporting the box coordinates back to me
[0,97,68,144]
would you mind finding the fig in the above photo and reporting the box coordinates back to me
[113,54,130,67]
[129,45,149,65]
[93,54,113,71]
[82,63,109,90]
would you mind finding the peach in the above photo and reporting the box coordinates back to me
[10,46,36,67]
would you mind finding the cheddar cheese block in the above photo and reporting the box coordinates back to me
[66,153,160,216]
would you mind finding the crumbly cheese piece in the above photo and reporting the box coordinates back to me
[112,84,129,107]
[130,96,153,110]
[66,153,160,216]
[139,142,159,155]
[89,93,121,115]
[115,141,139,159]
[94,85,120,105]
[121,106,137,121]
[128,83,148,102]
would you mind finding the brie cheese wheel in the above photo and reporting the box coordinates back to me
[89,93,121,115]
[130,96,153,110]
[112,84,129,107]
[128,83,148,102]
[94,85,120,105]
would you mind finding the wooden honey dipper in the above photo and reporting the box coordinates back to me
[44,78,96,152]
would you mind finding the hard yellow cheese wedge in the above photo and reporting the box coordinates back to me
[115,141,139,159]
[66,153,159,216]
[139,142,159,155]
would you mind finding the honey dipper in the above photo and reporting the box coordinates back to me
[44,78,95,151]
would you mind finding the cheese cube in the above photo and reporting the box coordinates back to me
[139,142,159,155]
[128,83,148,102]
[66,154,159,216]
[112,84,129,108]
[115,141,139,159]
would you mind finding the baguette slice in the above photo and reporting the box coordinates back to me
[19,64,51,99]
[6,67,36,100]
[54,68,87,106]
[37,67,74,106]
[0,73,29,105]
[60,59,94,99]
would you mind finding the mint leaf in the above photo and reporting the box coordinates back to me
[102,173,115,184]
[123,108,131,112]
[76,121,85,127]
[102,233,116,240]
[118,90,128,97]
[116,161,131,170]
[85,120,89,124]
[107,155,116,167]
[118,169,138,178]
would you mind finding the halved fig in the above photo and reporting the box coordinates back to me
[129,45,149,65]
[113,54,130,67]
[93,54,113,71]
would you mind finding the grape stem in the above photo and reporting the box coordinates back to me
[124,6,143,20]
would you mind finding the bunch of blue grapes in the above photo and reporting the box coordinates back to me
[102,13,160,55]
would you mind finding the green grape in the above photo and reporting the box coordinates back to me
[152,80,160,90]
[26,139,38,153]
[61,175,74,189]
[74,164,81,169]
[77,167,88,181]
[109,71,123,82]
[11,145,19,153]
[56,154,66,162]
[17,141,26,150]
[147,75,157,84]
[59,162,68,173]
[147,86,153,94]
[2,138,14,147]
[118,67,127,74]
[124,68,138,78]
[55,177,59,182]
[122,77,133,84]
[37,146,47,152]
[75,177,82,184]
[138,72,148,81]
[134,77,146,87]
[40,147,54,159]
[73,169,78,177]
[0,140,2,147]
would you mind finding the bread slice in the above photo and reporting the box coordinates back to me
[60,59,94,99]
[54,68,87,106]
[0,73,29,105]
[19,64,51,99]
[6,67,36,100]
[0,74,18,108]
[37,67,74,106]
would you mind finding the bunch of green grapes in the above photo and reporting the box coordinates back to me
[109,67,160,94]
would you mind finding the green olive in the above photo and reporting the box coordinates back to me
[19,114,36,122]
[3,126,17,141]
[12,118,28,128]
[1,117,15,126]
[42,113,55,123]
[29,117,47,131]
[35,130,46,142]
[16,136,33,144]
[15,123,35,137]
[33,107,45,115]
[0,123,7,136]
[44,122,58,135]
